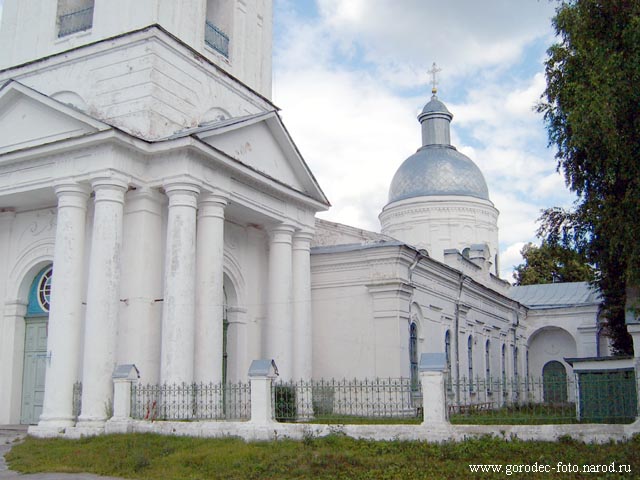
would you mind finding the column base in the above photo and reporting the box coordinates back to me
[29,416,76,437]
[28,424,68,438]
[105,418,134,435]
[65,424,105,439]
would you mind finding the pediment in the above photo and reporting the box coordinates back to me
[0,81,110,155]
[196,112,329,206]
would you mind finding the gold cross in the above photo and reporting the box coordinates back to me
[428,62,442,95]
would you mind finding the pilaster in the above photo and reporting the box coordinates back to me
[292,230,314,381]
[117,187,165,385]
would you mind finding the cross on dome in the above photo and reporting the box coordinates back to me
[428,62,442,95]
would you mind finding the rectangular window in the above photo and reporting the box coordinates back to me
[205,0,231,58]
[57,0,94,38]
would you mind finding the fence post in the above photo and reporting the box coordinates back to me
[105,365,139,434]
[419,353,449,425]
[248,359,279,424]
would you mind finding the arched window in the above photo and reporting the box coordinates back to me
[501,344,506,392]
[57,0,95,37]
[485,339,491,392]
[27,265,53,316]
[409,322,418,390]
[222,287,229,384]
[468,335,474,392]
[444,330,452,390]
[513,346,519,383]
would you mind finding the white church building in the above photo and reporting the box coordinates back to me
[0,0,608,434]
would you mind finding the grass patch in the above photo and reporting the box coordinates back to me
[6,433,640,479]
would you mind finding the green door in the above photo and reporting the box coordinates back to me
[543,361,568,403]
[21,265,52,425]
[21,318,48,424]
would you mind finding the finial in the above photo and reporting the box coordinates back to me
[427,62,442,95]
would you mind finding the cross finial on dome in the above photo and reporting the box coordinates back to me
[428,62,442,95]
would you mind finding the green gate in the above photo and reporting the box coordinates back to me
[577,369,637,423]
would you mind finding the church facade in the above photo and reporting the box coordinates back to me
[0,0,608,434]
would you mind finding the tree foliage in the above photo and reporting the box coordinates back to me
[513,242,594,286]
[537,0,640,353]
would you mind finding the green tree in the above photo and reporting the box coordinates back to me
[537,0,640,353]
[513,242,594,286]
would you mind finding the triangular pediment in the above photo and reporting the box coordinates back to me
[0,81,110,155]
[195,111,329,206]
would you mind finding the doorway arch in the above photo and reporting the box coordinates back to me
[21,264,52,424]
[542,360,568,403]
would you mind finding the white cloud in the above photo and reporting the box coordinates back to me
[500,242,528,282]
[315,0,556,83]
[273,1,571,281]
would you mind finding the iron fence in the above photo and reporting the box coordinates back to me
[205,21,230,57]
[72,381,82,419]
[447,373,638,424]
[58,7,94,37]
[273,378,422,423]
[131,382,250,421]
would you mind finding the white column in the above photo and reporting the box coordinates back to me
[38,183,90,430]
[160,181,200,385]
[117,187,165,385]
[265,223,295,380]
[292,230,313,381]
[78,175,128,427]
[194,192,227,384]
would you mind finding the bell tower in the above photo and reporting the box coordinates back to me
[0,0,272,98]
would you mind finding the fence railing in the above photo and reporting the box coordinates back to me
[131,382,251,421]
[272,378,422,423]
[447,373,638,424]
[58,7,94,37]
[205,20,230,57]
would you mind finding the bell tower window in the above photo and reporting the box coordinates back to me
[205,0,232,58]
[57,0,95,37]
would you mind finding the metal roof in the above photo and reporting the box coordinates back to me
[388,145,490,203]
[508,282,601,309]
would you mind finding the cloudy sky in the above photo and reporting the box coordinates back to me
[271,0,576,281]
[0,1,575,281]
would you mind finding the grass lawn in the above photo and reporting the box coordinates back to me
[6,433,640,479]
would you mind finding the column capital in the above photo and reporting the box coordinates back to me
[163,180,200,209]
[292,229,315,249]
[163,178,201,195]
[53,182,91,208]
[90,171,130,190]
[267,223,296,244]
[91,174,129,204]
[198,192,228,220]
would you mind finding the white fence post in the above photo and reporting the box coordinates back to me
[105,364,139,434]
[419,353,449,425]
[248,359,278,424]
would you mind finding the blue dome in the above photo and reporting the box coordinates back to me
[388,145,490,203]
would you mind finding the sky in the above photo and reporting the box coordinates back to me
[0,0,576,282]
[271,0,576,281]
